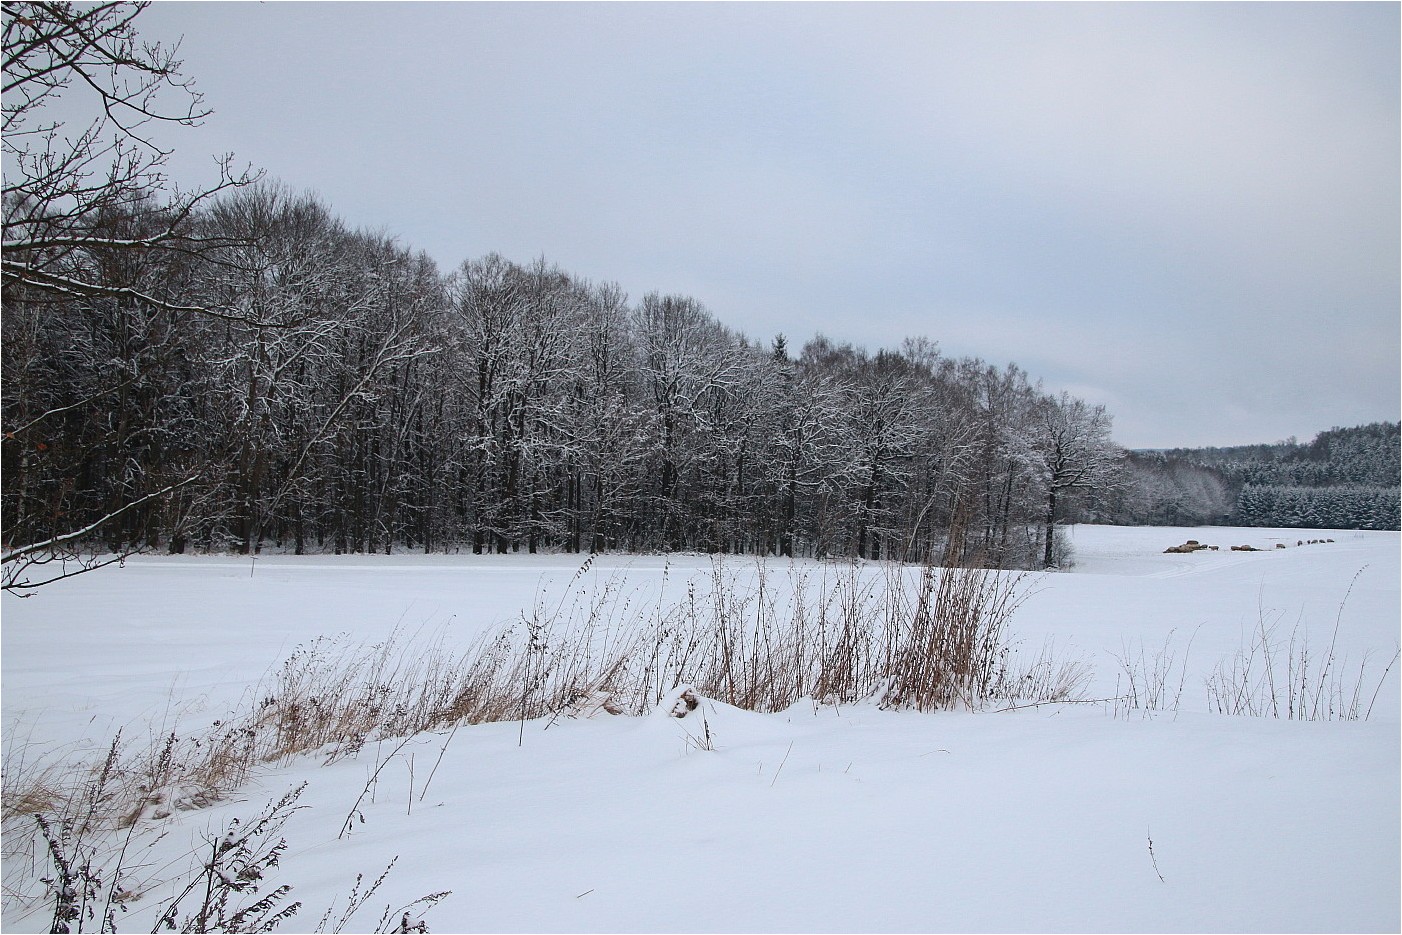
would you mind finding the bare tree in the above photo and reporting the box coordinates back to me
[763,339,843,557]
[1030,392,1122,568]
[2,1,257,590]
[3,1,255,309]
[633,293,744,551]
[192,186,444,555]
[563,280,645,552]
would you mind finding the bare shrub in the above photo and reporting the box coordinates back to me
[314,857,449,934]
[16,767,449,934]
[993,638,1095,706]
[30,739,130,934]
[1113,570,1399,722]
[1205,578,1399,721]
[875,564,1033,710]
[1111,627,1199,718]
[150,784,307,933]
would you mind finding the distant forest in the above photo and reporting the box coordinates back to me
[1111,422,1401,531]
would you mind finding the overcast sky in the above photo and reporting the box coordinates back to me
[130,1,1398,449]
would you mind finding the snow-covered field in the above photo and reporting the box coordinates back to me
[3,525,1398,933]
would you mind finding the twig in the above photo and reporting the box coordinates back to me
[1147,828,1165,883]
[417,720,462,803]
[770,741,794,788]
[995,696,1123,713]
[1365,647,1401,721]
[339,735,414,839]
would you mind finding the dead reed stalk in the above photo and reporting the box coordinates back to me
[6,557,1055,853]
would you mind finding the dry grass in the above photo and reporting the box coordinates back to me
[1205,569,1400,722]
[0,555,1069,931]
[1,723,68,823]
[1111,569,1398,722]
[995,638,1096,707]
[11,555,1392,930]
[4,558,1054,844]
[11,557,1393,856]
[1205,603,1399,722]
[1111,627,1199,719]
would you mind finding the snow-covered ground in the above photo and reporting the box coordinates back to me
[3,525,1398,932]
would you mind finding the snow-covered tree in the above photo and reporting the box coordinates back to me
[1029,392,1121,568]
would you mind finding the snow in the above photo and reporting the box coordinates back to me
[3,526,1398,933]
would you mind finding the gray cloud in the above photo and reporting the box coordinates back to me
[121,2,1401,448]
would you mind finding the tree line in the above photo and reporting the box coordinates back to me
[1234,484,1399,531]
[1111,422,1400,530]
[3,182,1124,571]
[1,4,1126,590]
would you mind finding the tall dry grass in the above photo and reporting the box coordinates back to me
[1204,601,1399,722]
[2,555,1066,931]
[3,558,1047,844]
[1112,569,1399,721]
